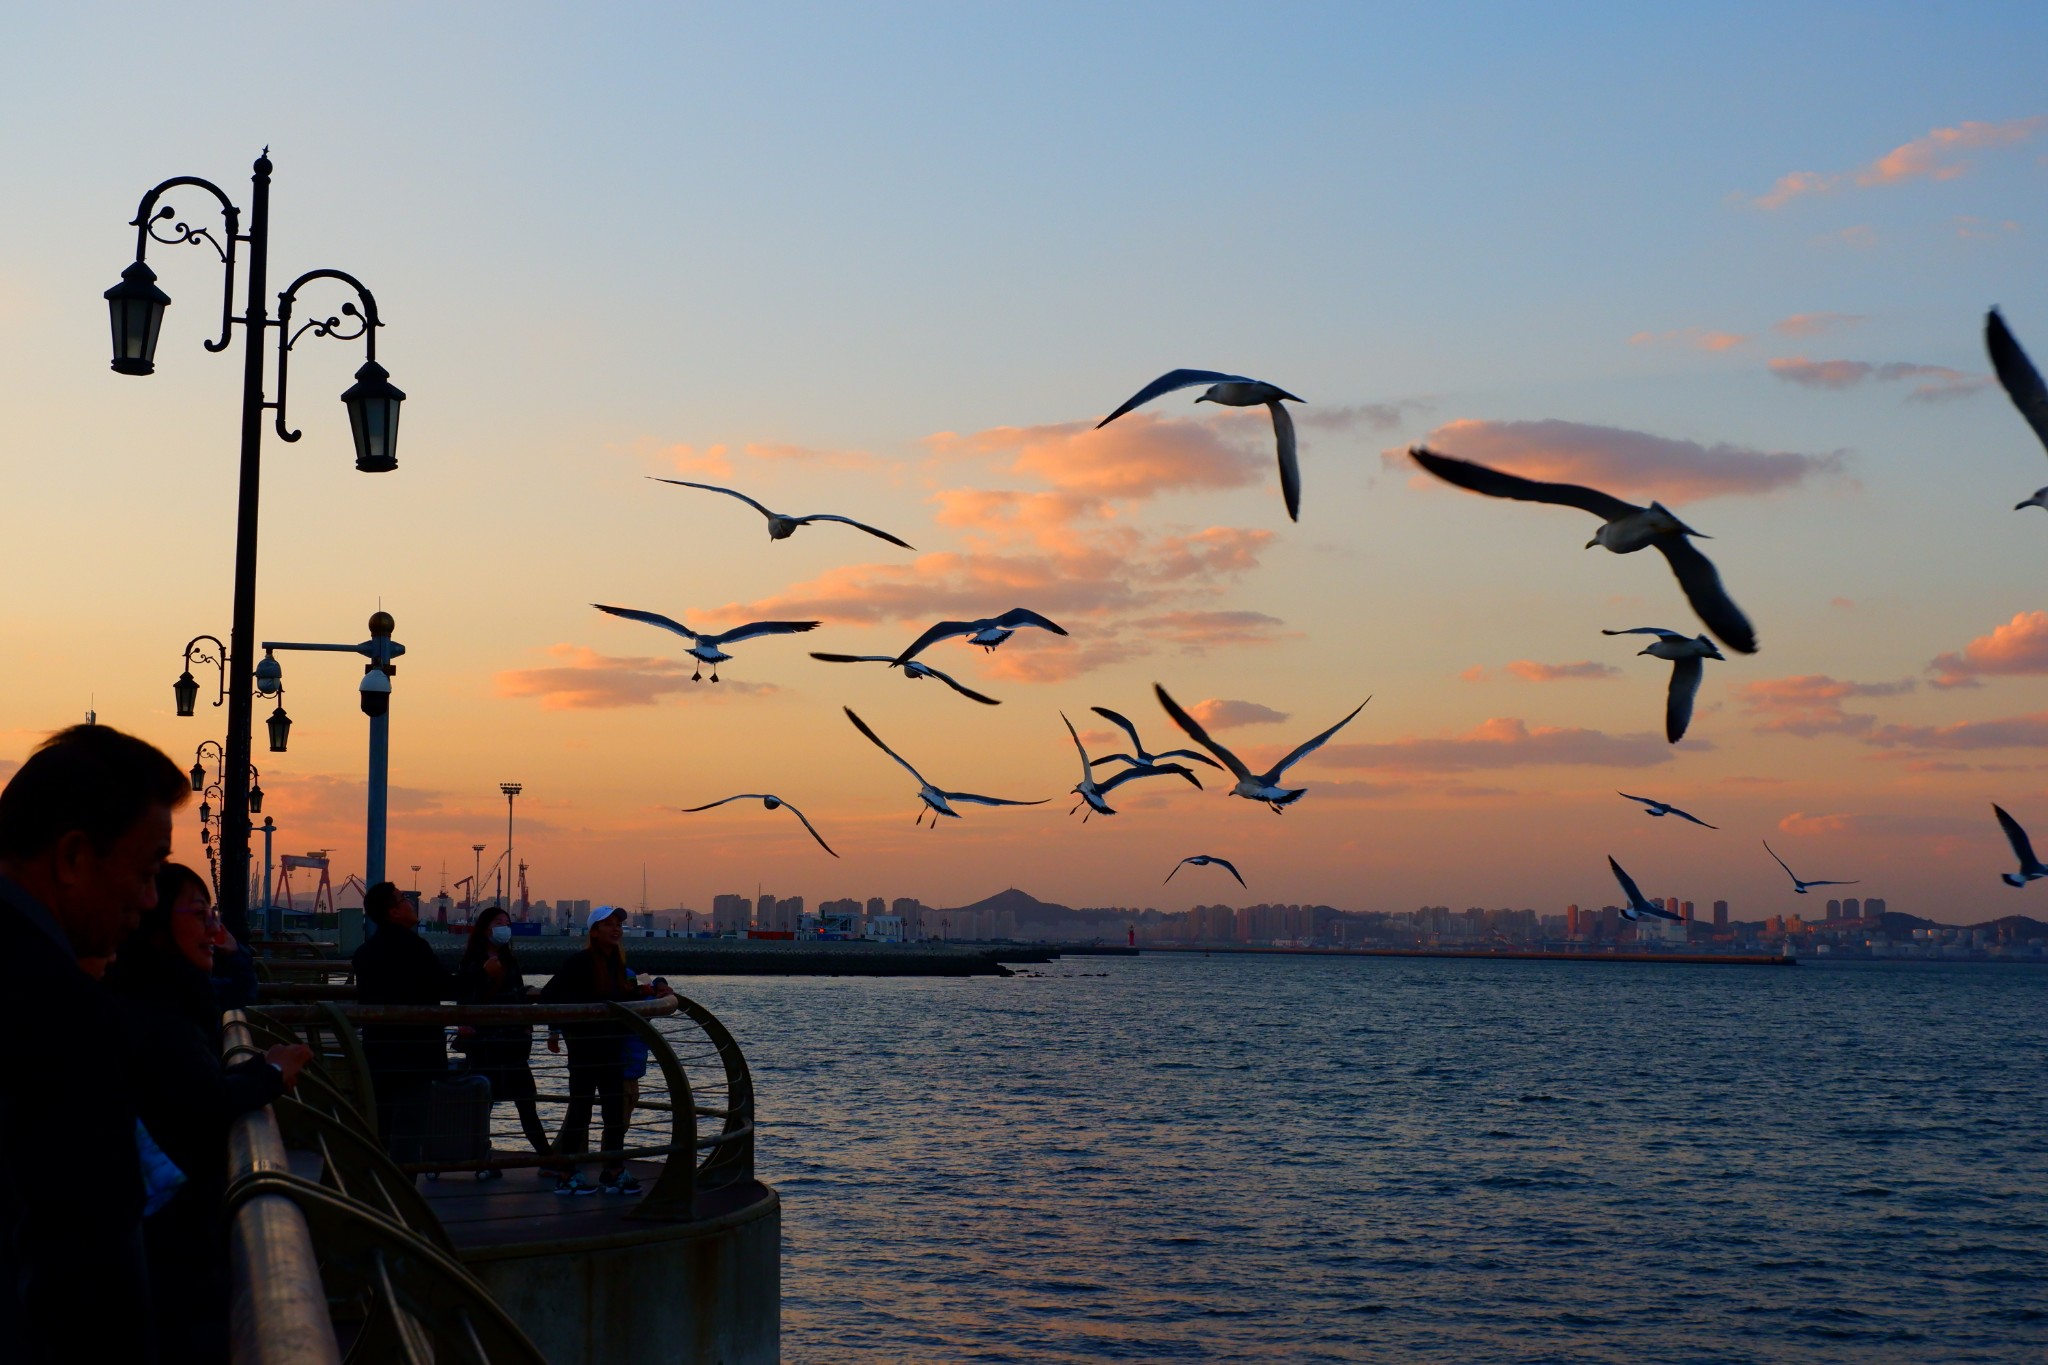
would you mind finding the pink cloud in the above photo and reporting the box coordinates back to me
[495,645,776,710]
[1186,699,1291,729]
[1628,327,1750,351]
[1737,674,1914,737]
[1748,117,2048,207]
[1320,716,1678,772]
[1392,418,1843,502]
[1778,811,1856,835]
[928,415,1264,499]
[1955,216,2021,241]
[1502,660,1621,683]
[1928,611,2048,689]
[1819,226,1878,250]
[1865,712,2048,750]
[1768,357,1874,390]
[656,442,733,479]
[1773,313,1866,338]
[1830,597,1856,611]
[1768,357,1990,401]
[1459,666,1490,683]
[981,639,1142,684]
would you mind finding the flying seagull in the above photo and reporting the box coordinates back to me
[680,794,837,858]
[1153,684,1368,812]
[1607,855,1682,921]
[1062,712,1200,820]
[592,604,820,682]
[1603,628,1723,743]
[1993,803,2048,887]
[1410,447,1757,654]
[843,707,1047,826]
[1985,310,2048,512]
[1762,841,1859,895]
[1618,792,1718,828]
[809,652,1001,705]
[1088,706,1223,772]
[1164,855,1246,889]
[650,478,915,549]
[1098,369,1306,521]
[891,608,1068,666]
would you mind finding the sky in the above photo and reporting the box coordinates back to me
[3,3,2048,921]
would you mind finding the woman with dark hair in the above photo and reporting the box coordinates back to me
[538,905,670,1195]
[455,906,550,1172]
[107,863,312,1364]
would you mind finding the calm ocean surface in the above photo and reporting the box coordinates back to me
[673,954,2046,1364]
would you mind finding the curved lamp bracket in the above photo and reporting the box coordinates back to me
[273,269,383,443]
[130,175,241,353]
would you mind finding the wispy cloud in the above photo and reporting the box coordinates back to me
[1777,811,1856,835]
[1954,216,2022,241]
[1187,698,1291,728]
[742,441,894,472]
[928,415,1265,499]
[1503,660,1621,683]
[1767,357,1991,402]
[1297,401,1432,433]
[495,645,777,710]
[655,442,733,479]
[1928,611,2048,689]
[1773,312,1867,338]
[1745,117,2048,208]
[1128,610,1296,651]
[1393,418,1845,503]
[1865,712,2048,750]
[1737,674,1915,736]
[1628,327,1750,351]
[1321,716,1679,772]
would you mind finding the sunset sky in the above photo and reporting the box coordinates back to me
[5,5,2048,921]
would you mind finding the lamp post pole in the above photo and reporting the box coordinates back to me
[260,817,278,938]
[113,152,405,940]
[500,783,522,918]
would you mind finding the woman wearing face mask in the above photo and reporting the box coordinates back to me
[455,906,550,1173]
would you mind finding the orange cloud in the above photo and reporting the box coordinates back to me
[495,645,776,710]
[1773,313,1866,338]
[1767,357,1872,390]
[1865,712,2048,750]
[1928,611,2048,689]
[1127,610,1295,650]
[1778,811,1856,835]
[928,415,1264,499]
[1737,674,1913,736]
[1393,418,1844,503]
[1322,717,1678,772]
[1502,660,1621,683]
[1187,699,1290,728]
[981,639,1142,684]
[1748,117,2048,207]
[656,442,733,479]
[1628,327,1749,351]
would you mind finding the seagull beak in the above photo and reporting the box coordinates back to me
[1584,537,1599,549]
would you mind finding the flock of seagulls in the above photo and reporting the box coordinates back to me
[615,311,2048,905]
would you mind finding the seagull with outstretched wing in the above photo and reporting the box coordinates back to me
[810,653,1001,705]
[890,608,1068,665]
[681,794,837,857]
[1618,792,1718,828]
[1602,627,1723,743]
[1154,684,1368,811]
[1410,446,1757,654]
[1164,855,1246,889]
[1088,706,1223,772]
[650,477,915,549]
[843,707,1047,826]
[1608,856,1682,921]
[1993,803,2048,887]
[1099,369,1306,520]
[1985,310,2048,512]
[1063,712,1199,820]
[1763,841,1859,895]
[591,604,819,682]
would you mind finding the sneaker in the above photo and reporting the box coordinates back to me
[600,1172,642,1195]
[553,1175,597,1196]
[474,1167,504,1183]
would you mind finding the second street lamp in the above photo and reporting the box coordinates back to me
[112,152,406,939]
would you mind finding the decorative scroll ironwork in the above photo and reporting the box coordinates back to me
[273,269,384,443]
[128,175,240,353]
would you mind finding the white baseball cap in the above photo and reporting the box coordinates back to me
[589,904,627,928]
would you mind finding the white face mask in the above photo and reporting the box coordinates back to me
[489,924,512,945]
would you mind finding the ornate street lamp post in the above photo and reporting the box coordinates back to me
[110,151,405,939]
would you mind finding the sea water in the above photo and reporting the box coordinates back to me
[676,953,2045,1363]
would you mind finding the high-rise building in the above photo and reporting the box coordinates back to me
[1713,900,1728,929]
[1825,898,1841,916]
[757,892,776,930]
[1864,897,1887,916]
[711,894,751,934]
[1566,904,1581,939]
[1841,897,1860,918]
[1680,900,1694,922]
[866,896,885,918]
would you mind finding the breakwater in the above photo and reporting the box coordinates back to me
[1146,943,1793,966]
[428,937,1045,977]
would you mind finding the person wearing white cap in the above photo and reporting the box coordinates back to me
[537,905,670,1194]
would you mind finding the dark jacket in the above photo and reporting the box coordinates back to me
[455,944,534,1083]
[537,948,642,1057]
[209,940,259,1013]
[107,935,284,1364]
[350,920,453,1090]
[0,874,155,1364]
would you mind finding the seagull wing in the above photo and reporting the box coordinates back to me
[1669,806,1719,830]
[1987,309,2048,453]
[1618,792,1657,808]
[703,619,822,646]
[1763,841,1799,884]
[1265,698,1371,782]
[1995,803,2043,870]
[938,790,1049,808]
[648,478,776,521]
[1061,712,1092,777]
[1150,748,1224,770]
[1607,855,1651,912]
[844,707,927,785]
[1602,627,1689,639]
[792,514,916,549]
[1090,706,1145,753]
[1153,684,1251,780]
[921,664,1002,705]
[1098,369,1252,428]
[1655,538,1758,654]
[1269,400,1301,522]
[1209,856,1247,888]
[680,794,770,813]
[1163,859,1189,885]
[1665,657,1704,744]
[1801,878,1860,888]
[892,619,975,665]
[1099,763,1201,794]
[592,603,700,643]
[990,607,1069,636]
[778,799,839,858]
[810,653,894,664]
[1409,447,1637,520]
